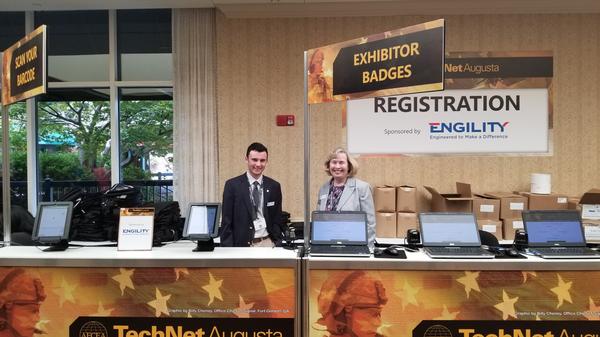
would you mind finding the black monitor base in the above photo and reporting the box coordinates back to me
[193,238,215,252]
[42,240,69,252]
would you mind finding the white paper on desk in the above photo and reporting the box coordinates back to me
[118,208,154,251]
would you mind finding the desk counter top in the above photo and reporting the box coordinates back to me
[0,242,300,268]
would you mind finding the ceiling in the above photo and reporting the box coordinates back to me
[0,0,599,18]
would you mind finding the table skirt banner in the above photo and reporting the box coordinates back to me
[0,267,296,337]
[308,270,600,337]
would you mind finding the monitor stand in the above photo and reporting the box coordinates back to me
[193,238,215,252]
[42,240,69,252]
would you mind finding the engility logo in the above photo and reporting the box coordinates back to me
[429,121,509,133]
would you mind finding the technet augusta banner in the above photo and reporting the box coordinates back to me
[347,88,548,154]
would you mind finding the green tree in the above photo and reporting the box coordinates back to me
[8,99,173,181]
[38,101,110,173]
[120,100,173,155]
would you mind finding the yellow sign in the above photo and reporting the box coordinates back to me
[1,25,47,106]
[306,19,445,104]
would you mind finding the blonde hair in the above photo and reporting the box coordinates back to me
[324,147,358,177]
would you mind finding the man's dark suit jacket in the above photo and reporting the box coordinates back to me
[219,173,283,247]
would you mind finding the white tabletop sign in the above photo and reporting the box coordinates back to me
[118,208,154,251]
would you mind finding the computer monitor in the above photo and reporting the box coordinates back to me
[183,203,221,251]
[32,201,73,251]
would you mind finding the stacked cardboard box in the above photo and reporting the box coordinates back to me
[484,192,528,241]
[374,185,417,238]
[579,189,600,243]
[374,186,396,238]
[396,185,418,238]
[424,182,473,212]
[518,192,568,210]
[473,195,502,241]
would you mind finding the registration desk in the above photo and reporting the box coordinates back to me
[0,243,300,337]
[305,251,600,337]
[2,244,600,337]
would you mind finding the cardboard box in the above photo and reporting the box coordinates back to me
[396,212,418,238]
[520,192,568,210]
[396,185,417,212]
[477,219,502,241]
[502,218,524,241]
[374,186,396,212]
[582,219,600,243]
[483,192,528,219]
[424,182,473,212]
[472,196,500,220]
[376,212,396,238]
[579,189,600,219]
[568,197,581,211]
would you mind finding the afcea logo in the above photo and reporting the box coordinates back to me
[429,121,509,133]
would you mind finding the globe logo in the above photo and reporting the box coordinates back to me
[79,321,108,337]
[423,324,452,337]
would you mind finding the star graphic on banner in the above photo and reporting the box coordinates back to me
[434,305,460,320]
[457,271,481,299]
[112,268,135,295]
[584,298,600,321]
[52,278,77,307]
[535,314,542,321]
[35,319,50,333]
[522,271,537,283]
[394,280,419,309]
[234,295,255,318]
[187,311,192,318]
[148,288,171,317]
[202,272,223,306]
[551,274,573,308]
[494,290,519,320]
[93,301,114,316]
[174,268,189,281]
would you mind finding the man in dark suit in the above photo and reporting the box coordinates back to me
[219,143,284,247]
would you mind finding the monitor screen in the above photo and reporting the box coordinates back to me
[32,202,73,243]
[523,210,586,246]
[311,211,367,245]
[183,203,221,240]
[419,213,481,246]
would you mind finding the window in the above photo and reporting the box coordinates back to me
[2,9,174,211]
[0,12,25,51]
[117,9,172,81]
[120,88,173,201]
[35,11,109,82]
[36,89,111,200]
[8,103,28,208]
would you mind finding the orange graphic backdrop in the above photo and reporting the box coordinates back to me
[309,270,600,337]
[0,267,295,337]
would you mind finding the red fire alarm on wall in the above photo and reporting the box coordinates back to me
[276,114,295,126]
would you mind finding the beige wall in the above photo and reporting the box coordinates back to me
[216,13,600,219]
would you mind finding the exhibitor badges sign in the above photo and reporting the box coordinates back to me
[70,317,293,337]
[1,25,47,105]
[413,320,600,337]
[306,19,444,104]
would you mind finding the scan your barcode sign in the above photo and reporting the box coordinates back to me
[347,88,549,155]
[1,25,47,105]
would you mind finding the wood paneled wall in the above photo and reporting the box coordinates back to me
[216,13,600,219]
